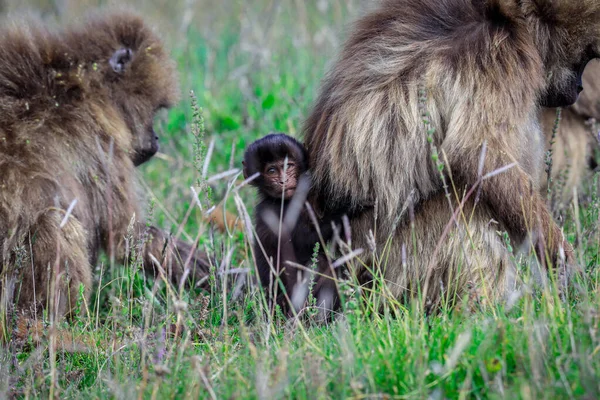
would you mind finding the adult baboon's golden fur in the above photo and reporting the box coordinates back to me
[540,61,600,204]
[304,0,600,307]
[0,12,210,320]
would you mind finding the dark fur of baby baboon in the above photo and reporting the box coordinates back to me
[304,0,600,308]
[0,11,211,323]
[244,133,340,317]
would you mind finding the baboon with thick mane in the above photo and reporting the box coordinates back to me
[0,11,210,321]
[304,0,600,307]
[540,61,600,205]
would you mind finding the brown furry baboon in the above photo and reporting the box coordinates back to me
[304,0,600,307]
[0,12,210,320]
[540,61,600,205]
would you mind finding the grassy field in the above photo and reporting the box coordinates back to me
[2,1,600,398]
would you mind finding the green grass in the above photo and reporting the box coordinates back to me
[3,1,600,398]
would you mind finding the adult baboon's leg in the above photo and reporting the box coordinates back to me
[16,210,92,318]
[142,226,212,290]
[352,193,514,309]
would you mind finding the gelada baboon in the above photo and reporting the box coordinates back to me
[304,0,600,308]
[0,11,210,320]
[244,133,339,316]
[540,61,600,205]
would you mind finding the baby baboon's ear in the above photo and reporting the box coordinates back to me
[242,160,249,180]
[109,48,133,74]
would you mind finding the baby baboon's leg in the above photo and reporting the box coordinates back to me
[17,210,92,318]
[311,253,340,316]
